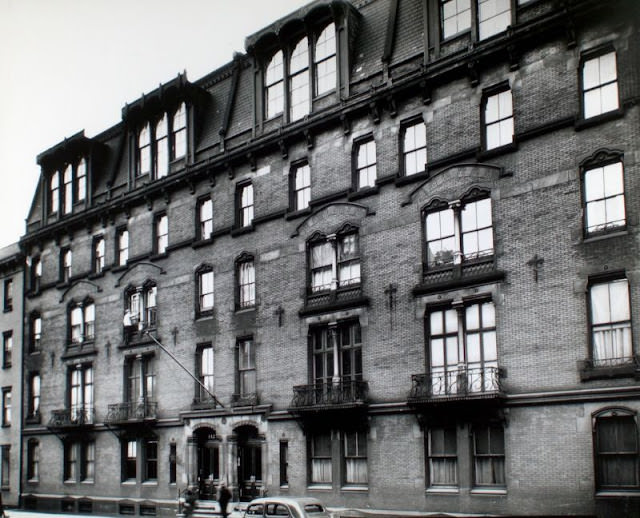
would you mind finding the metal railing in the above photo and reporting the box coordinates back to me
[306,284,362,308]
[291,379,369,408]
[409,367,503,400]
[49,406,95,427]
[105,400,157,423]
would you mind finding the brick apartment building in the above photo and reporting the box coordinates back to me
[16,0,640,516]
[0,244,24,508]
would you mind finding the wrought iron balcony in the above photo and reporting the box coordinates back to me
[409,367,504,404]
[105,400,157,424]
[48,407,95,428]
[421,254,498,286]
[305,284,364,310]
[290,379,369,410]
[579,355,640,381]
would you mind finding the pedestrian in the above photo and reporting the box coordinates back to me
[217,481,231,518]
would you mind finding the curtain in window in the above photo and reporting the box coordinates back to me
[475,457,505,485]
[591,280,631,364]
[311,242,333,291]
[239,262,255,306]
[345,458,367,484]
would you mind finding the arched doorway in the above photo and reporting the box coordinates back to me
[195,427,219,500]
[235,425,263,501]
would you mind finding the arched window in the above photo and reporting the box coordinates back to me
[236,254,256,309]
[75,158,87,202]
[172,102,187,159]
[196,265,214,316]
[289,37,310,121]
[155,114,169,178]
[265,50,284,119]
[69,299,95,344]
[594,408,640,490]
[137,123,152,177]
[314,23,336,96]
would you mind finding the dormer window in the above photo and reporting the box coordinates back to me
[314,23,336,97]
[289,37,310,121]
[137,123,152,177]
[172,103,187,160]
[155,115,169,179]
[266,51,285,119]
[49,172,60,216]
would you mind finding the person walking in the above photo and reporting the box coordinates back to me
[217,481,231,518]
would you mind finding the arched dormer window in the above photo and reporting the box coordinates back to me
[314,23,337,97]
[76,158,87,202]
[155,114,169,179]
[171,102,187,160]
[137,123,152,177]
[289,37,310,121]
[265,50,285,119]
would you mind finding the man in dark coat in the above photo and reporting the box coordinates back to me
[217,481,232,518]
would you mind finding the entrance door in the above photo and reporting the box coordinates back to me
[236,425,262,501]
[195,428,219,500]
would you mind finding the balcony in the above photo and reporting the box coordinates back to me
[301,283,368,315]
[48,407,95,429]
[290,379,369,412]
[416,254,504,294]
[231,392,259,407]
[579,355,640,381]
[408,367,504,406]
[105,400,157,424]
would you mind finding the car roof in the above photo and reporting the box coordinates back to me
[247,497,326,507]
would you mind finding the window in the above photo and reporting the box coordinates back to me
[126,355,156,405]
[154,213,168,254]
[169,443,177,484]
[76,158,87,202]
[197,267,214,315]
[428,301,498,395]
[93,236,105,273]
[289,37,310,121]
[478,0,511,40]
[3,279,12,312]
[582,50,619,120]
[483,87,514,150]
[2,388,11,426]
[237,182,254,228]
[441,0,471,39]
[292,163,311,211]
[155,115,169,179]
[355,138,377,190]
[280,440,288,487]
[69,364,93,424]
[343,430,368,485]
[1,445,9,489]
[61,248,72,283]
[594,409,640,490]
[27,440,40,481]
[197,196,213,240]
[473,424,505,486]
[29,373,41,419]
[49,171,60,215]
[123,439,137,481]
[312,321,362,392]
[29,313,42,353]
[2,331,11,368]
[314,23,337,96]
[428,426,458,486]
[589,278,632,367]
[144,439,158,481]
[425,196,493,268]
[31,256,42,292]
[63,165,73,214]
[584,161,625,236]
[66,441,95,483]
[310,432,332,484]
[402,120,427,176]
[69,300,95,344]
[236,256,256,309]
[125,282,157,332]
[197,344,215,403]
[237,338,256,398]
[265,50,284,119]
[117,227,129,266]
[309,230,360,292]
[50,158,88,216]
[172,103,187,160]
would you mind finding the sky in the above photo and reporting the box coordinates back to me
[0,0,307,250]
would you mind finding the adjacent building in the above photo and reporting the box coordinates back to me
[17,0,640,516]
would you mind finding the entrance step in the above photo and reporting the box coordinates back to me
[191,499,221,517]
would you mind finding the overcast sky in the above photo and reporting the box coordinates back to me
[0,0,307,250]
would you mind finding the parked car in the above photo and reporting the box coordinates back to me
[243,497,333,518]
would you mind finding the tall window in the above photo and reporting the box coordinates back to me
[343,430,368,485]
[594,409,640,490]
[425,196,493,268]
[312,321,362,390]
[144,439,158,481]
[441,0,471,39]
[29,373,41,419]
[2,332,11,368]
[49,171,60,215]
[428,301,498,396]
[314,23,336,96]
[125,283,157,332]
[31,257,42,292]
[61,248,72,283]
[197,344,215,403]
[582,50,618,120]
[237,338,256,398]
[155,214,168,254]
[172,102,187,160]
[169,443,177,484]
[65,441,95,483]
[123,439,137,481]
[473,424,505,487]
[1,446,9,489]
[265,50,284,119]
[137,123,152,177]
[237,257,256,309]
[93,236,105,273]
[126,355,156,405]
[69,364,93,424]
[584,161,625,236]
[237,182,254,228]
[27,440,40,481]
[355,138,377,190]
[280,441,289,487]
[117,227,129,266]
[289,37,310,121]
[2,388,11,426]
[63,165,73,215]
[428,426,458,486]
[310,432,332,484]
[589,278,632,367]
[197,267,214,315]
[292,163,311,211]
[30,313,42,353]
[2,279,11,312]
[483,87,514,150]
[478,0,511,41]
[310,230,360,292]
[69,300,95,344]
[402,120,427,176]
[75,158,87,202]
[198,197,213,240]
[155,115,169,179]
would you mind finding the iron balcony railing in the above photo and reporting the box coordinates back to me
[291,379,369,409]
[305,284,363,308]
[409,367,503,401]
[49,406,95,428]
[105,400,158,423]
[423,253,495,285]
